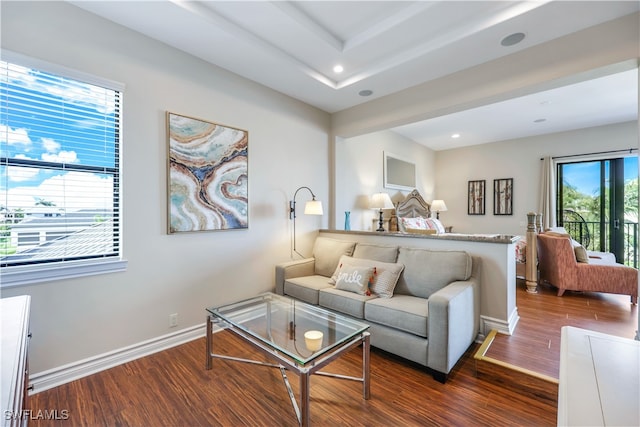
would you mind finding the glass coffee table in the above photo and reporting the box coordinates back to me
[206,292,370,426]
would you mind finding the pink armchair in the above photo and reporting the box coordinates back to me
[537,233,638,304]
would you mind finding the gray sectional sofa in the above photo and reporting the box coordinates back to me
[275,236,480,382]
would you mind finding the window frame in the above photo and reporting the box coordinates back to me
[0,51,127,288]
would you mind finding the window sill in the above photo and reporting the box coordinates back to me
[0,259,128,288]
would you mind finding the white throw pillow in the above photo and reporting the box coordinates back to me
[570,239,589,263]
[329,255,404,298]
[334,265,374,295]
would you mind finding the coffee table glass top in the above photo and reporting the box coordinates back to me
[207,293,369,364]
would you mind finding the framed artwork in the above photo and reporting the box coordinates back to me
[468,180,486,215]
[494,178,513,215]
[384,152,416,191]
[167,112,248,233]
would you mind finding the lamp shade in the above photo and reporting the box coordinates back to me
[370,192,394,210]
[304,200,323,215]
[431,199,448,212]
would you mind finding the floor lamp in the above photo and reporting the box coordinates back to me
[289,186,323,258]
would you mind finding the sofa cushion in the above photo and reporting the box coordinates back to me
[352,243,399,263]
[334,265,374,295]
[365,295,428,338]
[319,287,376,318]
[329,255,404,298]
[312,237,356,277]
[395,248,472,298]
[284,275,333,305]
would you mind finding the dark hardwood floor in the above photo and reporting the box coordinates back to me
[486,279,638,379]
[27,281,637,426]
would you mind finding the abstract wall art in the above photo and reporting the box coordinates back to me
[167,112,248,233]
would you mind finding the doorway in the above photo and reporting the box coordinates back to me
[557,156,638,268]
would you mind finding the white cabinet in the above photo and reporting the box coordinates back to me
[558,326,639,426]
[1,296,31,427]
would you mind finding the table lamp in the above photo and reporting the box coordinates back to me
[370,192,394,232]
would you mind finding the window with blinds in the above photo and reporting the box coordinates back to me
[0,58,122,280]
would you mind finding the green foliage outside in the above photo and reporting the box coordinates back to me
[561,177,638,267]
[0,224,16,255]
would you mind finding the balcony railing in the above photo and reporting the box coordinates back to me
[562,220,638,269]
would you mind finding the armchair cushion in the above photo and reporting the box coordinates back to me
[571,240,589,263]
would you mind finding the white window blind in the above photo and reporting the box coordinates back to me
[0,58,122,278]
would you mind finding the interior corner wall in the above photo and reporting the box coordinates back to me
[336,130,435,231]
[434,121,638,236]
[0,1,330,374]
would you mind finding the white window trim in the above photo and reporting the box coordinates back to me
[1,50,126,92]
[1,258,128,288]
[1,52,127,288]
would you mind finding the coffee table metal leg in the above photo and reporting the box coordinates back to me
[206,315,213,370]
[363,332,370,399]
[300,368,310,427]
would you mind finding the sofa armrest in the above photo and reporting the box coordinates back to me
[427,258,480,375]
[274,258,315,295]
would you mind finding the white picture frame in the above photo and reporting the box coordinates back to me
[384,152,416,191]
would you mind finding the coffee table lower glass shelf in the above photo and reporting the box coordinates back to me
[206,292,370,426]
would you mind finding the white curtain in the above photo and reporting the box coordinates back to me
[538,156,556,229]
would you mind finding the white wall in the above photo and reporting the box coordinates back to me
[1,1,638,378]
[0,2,330,373]
[335,131,435,231]
[435,121,638,235]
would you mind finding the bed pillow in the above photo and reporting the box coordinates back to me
[399,216,427,231]
[334,265,374,295]
[515,238,527,263]
[425,218,446,234]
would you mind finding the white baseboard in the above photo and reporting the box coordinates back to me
[480,308,520,337]
[29,323,207,394]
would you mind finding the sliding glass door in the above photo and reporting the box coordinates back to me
[557,156,638,268]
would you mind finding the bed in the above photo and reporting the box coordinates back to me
[392,189,446,235]
[391,191,536,292]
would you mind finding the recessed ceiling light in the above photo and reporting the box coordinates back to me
[534,118,547,123]
[451,133,461,139]
[501,32,525,47]
[359,90,373,97]
[333,65,344,73]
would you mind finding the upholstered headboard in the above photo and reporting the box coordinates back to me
[396,189,431,218]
